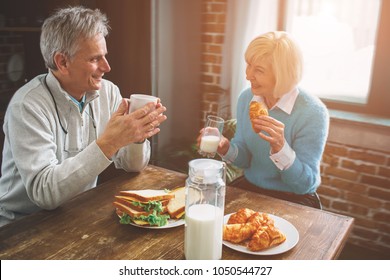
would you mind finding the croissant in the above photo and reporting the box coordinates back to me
[223,222,258,244]
[223,209,287,251]
[227,208,256,224]
[249,101,268,130]
[249,101,268,120]
[247,224,286,251]
[247,212,274,228]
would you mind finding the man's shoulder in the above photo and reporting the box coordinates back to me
[9,75,47,105]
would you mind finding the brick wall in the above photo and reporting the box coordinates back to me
[200,0,390,255]
[320,141,390,253]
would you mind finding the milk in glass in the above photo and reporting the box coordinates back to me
[184,204,223,260]
[200,135,220,153]
[198,115,224,158]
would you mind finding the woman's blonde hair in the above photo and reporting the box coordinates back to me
[245,31,303,98]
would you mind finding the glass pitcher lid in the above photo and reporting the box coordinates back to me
[188,159,224,184]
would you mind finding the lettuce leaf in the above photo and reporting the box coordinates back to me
[138,210,170,226]
[119,213,132,224]
[131,200,163,213]
[119,211,170,227]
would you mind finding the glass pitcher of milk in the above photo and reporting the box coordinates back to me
[184,159,226,260]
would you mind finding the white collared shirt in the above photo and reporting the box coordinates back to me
[252,87,299,114]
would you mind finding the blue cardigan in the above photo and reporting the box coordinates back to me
[229,88,329,194]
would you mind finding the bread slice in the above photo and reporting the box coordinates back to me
[174,211,185,219]
[115,195,170,206]
[113,201,151,218]
[114,195,169,212]
[115,208,150,226]
[119,189,174,202]
[167,187,185,219]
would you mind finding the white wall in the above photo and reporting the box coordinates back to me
[153,0,202,154]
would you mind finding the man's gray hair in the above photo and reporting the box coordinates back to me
[40,6,110,70]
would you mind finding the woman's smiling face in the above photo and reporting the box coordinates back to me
[245,57,276,98]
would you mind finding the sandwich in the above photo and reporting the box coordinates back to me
[114,188,186,227]
[114,189,174,227]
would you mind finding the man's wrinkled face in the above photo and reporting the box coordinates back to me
[66,33,111,97]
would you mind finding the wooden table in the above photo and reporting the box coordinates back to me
[0,165,354,260]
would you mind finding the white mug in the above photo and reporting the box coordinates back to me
[129,94,158,113]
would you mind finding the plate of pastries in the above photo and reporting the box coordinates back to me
[223,208,299,255]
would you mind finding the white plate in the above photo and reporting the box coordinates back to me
[127,218,185,229]
[223,213,299,255]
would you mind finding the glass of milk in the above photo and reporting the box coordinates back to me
[198,115,224,158]
[184,159,226,260]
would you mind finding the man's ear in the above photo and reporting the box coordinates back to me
[53,52,69,74]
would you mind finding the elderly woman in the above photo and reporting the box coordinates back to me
[218,31,329,208]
